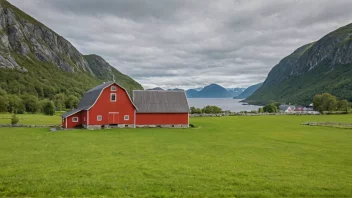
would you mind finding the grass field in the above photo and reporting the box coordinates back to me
[0,115,352,197]
[0,113,62,125]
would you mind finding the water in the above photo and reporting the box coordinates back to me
[187,98,262,112]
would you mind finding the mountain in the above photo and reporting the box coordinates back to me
[247,23,352,105]
[147,87,164,90]
[234,83,263,99]
[227,88,246,97]
[84,54,142,92]
[0,0,142,98]
[168,88,184,91]
[186,83,232,98]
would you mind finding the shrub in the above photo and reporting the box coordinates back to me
[11,114,19,125]
[263,103,278,113]
[42,100,56,116]
[189,123,195,128]
[202,105,222,114]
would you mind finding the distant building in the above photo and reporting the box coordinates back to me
[279,105,295,113]
[294,106,305,112]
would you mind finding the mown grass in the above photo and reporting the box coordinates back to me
[0,113,61,125]
[0,115,352,197]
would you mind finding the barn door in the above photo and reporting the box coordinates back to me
[108,112,119,124]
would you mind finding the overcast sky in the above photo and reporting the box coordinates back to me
[8,0,352,89]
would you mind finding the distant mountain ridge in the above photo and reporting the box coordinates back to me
[0,0,142,98]
[186,84,245,98]
[234,83,263,99]
[247,23,352,105]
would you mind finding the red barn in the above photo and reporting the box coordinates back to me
[61,82,189,129]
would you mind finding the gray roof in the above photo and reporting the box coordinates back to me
[62,82,135,118]
[133,90,189,113]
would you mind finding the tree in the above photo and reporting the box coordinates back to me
[201,105,222,114]
[263,103,278,113]
[42,100,56,116]
[0,95,9,112]
[258,107,264,113]
[53,93,66,111]
[322,93,337,112]
[190,106,202,114]
[313,94,323,113]
[65,95,79,109]
[22,95,41,114]
[337,100,349,112]
[313,93,337,113]
[7,94,24,114]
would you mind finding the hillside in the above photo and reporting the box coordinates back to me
[234,83,263,99]
[247,23,352,105]
[0,0,142,98]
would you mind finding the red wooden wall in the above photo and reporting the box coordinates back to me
[62,112,84,128]
[88,84,135,126]
[136,113,188,125]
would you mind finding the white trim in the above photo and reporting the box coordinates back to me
[97,115,103,121]
[134,109,136,128]
[111,86,117,91]
[72,117,79,122]
[124,115,129,121]
[110,93,117,102]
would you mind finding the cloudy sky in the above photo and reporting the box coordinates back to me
[8,0,352,89]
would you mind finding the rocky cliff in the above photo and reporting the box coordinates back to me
[0,0,142,97]
[247,23,352,105]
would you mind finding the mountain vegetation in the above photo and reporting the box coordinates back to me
[247,23,352,105]
[0,0,143,113]
[234,83,263,99]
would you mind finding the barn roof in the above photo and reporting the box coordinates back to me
[61,82,136,118]
[133,90,189,113]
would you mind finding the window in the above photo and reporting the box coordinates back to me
[72,117,79,122]
[111,93,116,102]
[111,86,117,91]
[124,115,129,121]
[97,115,102,121]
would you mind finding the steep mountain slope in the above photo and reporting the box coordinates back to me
[84,55,143,92]
[186,84,232,98]
[247,23,352,105]
[234,83,263,99]
[0,0,142,98]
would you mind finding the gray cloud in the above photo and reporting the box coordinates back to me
[8,0,352,89]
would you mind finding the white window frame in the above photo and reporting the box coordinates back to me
[110,93,117,102]
[72,117,79,122]
[124,115,129,121]
[97,115,103,121]
[111,86,117,91]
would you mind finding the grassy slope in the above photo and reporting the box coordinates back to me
[0,115,352,197]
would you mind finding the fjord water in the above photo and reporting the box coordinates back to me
[187,98,262,112]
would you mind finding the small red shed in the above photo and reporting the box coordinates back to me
[61,82,189,129]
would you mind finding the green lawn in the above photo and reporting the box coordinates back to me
[0,115,352,197]
[0,113,61,125]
